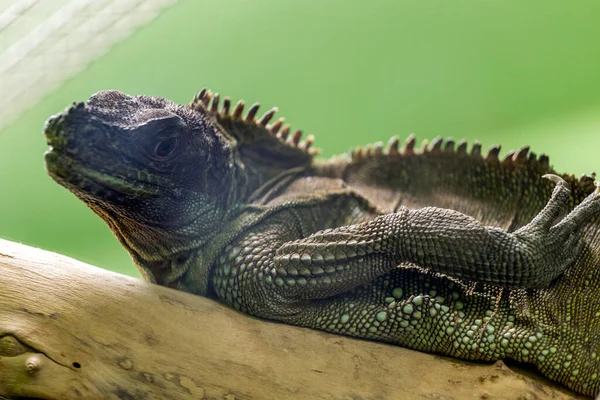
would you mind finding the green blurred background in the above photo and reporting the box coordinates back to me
[1,0,600,278]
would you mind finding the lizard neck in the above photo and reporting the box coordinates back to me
[232,149,313,203]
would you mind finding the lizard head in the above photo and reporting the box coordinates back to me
[44,90,239,264]
[43,89,316,282]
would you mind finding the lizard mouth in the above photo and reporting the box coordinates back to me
[44,147,161,202]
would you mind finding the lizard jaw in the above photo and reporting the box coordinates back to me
[44,148,161,203]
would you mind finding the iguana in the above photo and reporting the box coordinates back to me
[43,88,600,397]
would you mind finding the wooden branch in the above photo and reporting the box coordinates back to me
[0,239,584,400]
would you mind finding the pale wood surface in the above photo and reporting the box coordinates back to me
[0,239,585,399]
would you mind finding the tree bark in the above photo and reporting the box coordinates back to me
[0,239,585,399]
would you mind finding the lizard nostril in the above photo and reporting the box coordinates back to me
[43,114,65,141]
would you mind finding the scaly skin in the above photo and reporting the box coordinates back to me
[43,89,600,397]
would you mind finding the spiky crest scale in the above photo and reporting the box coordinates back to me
[190,88,320,157]
[192,88,597,200]
[347,134,553,170]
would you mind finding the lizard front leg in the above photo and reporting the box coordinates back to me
[269,175,600,298]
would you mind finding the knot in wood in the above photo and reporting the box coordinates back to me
[25,354,42,375]
[118,358,134,370]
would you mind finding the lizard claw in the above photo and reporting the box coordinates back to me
[542,173,567,186]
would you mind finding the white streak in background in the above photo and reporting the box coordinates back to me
[0,0,43,33]
[0,0,178,132]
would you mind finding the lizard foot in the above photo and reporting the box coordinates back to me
[510,174,600,285]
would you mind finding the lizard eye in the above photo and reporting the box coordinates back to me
[154,137,178,159]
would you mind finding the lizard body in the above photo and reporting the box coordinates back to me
[44,89,600,396]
